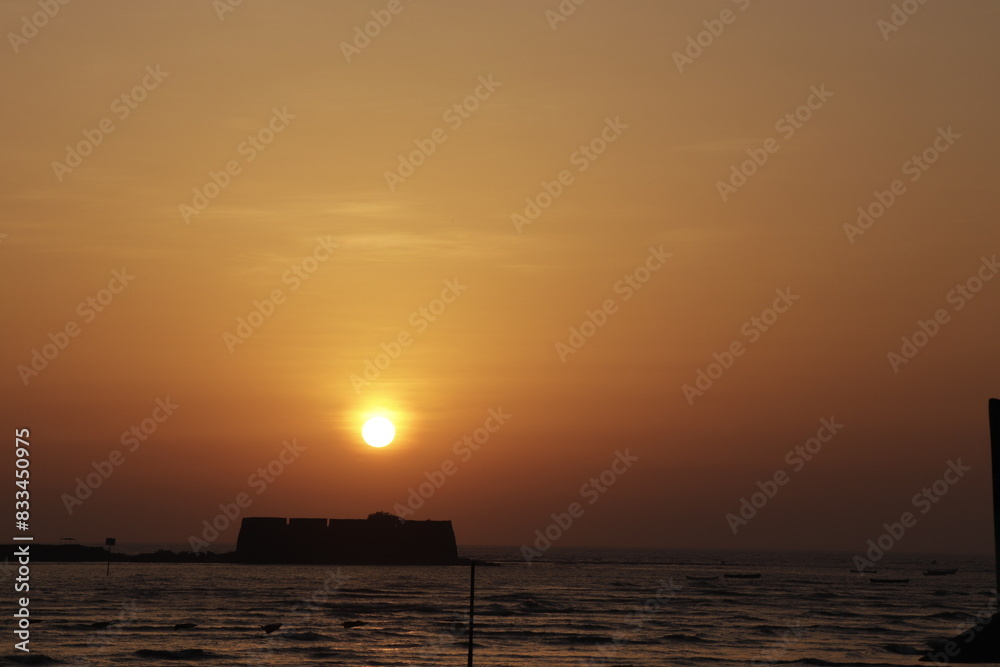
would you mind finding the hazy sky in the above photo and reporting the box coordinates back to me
[2,0,999,556]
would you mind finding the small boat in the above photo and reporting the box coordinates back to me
[724,573,762,579]
[870,577,910,584]
[685,575,719,581]
[923,568,958,576]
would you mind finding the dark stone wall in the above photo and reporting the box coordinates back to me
[235,516,459,564]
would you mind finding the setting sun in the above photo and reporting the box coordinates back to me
[362,416,395,448]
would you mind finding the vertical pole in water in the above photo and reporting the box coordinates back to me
[990,399,1000,590]
[468,560,476,667]
[105,537,116,576]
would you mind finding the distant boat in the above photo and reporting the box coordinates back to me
[870,577,910,584]
[724,573,762,579]
[685,575,719,581]
[923,567,958,576]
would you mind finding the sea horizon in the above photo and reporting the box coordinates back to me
[59,540,996,560]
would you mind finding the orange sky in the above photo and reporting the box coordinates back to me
[2,0,999,555]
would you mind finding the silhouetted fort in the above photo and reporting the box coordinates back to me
[1,514,463,565]
[235,515,460,565]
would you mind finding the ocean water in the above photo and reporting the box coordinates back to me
[4,547,996,666]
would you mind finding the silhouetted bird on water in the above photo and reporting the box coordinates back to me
[260,623,282,634]
[174,623,197,630]
[343,620,367,629]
